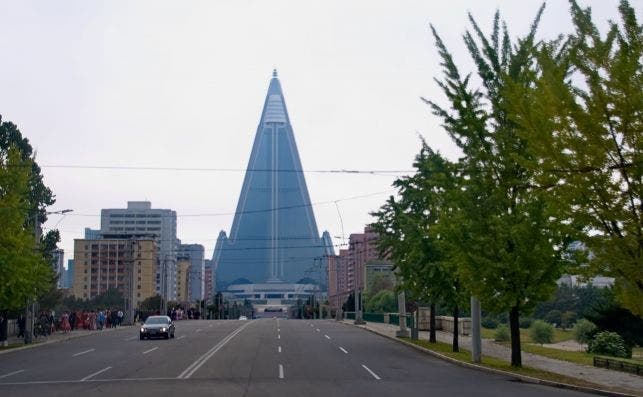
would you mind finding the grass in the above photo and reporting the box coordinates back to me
[481,326,574,343]
[400,337,621,393]
[521,344,594,366]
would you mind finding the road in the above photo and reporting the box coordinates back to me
[0,319,595,397]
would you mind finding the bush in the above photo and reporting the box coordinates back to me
[529,320,554,345]
[588,331,631,358]
[572,319,597,345]
[494,325,510,342]
[481,317,498,329]
[561,311,577,329]
[519,317,533,329]
[544,309,562,326]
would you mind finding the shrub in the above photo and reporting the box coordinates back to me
[494,325,510,342]
[572,319,597,346]
[529,320,554,345]
[544,309,562,326]
[588,331,631,358]
[519,317,533,329]
[561,311,577,329]
[481,317,498,329]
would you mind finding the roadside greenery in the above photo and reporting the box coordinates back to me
[529,320,554,345]
[372,0,641,367]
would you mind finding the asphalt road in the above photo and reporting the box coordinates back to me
[0,319,595,397]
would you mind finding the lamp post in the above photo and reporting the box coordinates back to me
[25,209,73,344]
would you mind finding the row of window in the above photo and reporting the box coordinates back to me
[109,220,162,225]
[109,227,161,232]
[109,213,163,218]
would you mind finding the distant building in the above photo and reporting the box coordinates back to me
[84,228,101,240]
[51,249,65,289]
[63,259,75,289]
[100,201,178,300]
[72,238,157,309]
[557,274,615,288]
[204,260,214,304]
[328,226,383,311]
[177,244,205,302]
[176,257,190,304]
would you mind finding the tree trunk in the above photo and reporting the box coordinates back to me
[452,305,459,352]
[509,305,522,367]
[429,303,437,343]
[0,310,8,347]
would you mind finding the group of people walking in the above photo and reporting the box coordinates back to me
[17,309,125,338]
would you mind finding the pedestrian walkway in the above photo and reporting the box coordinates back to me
[1,325,132,355]
[343,320,643,396]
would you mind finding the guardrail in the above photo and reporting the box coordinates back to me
[593,356,642,376]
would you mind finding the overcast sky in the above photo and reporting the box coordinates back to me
[0,0,638,264]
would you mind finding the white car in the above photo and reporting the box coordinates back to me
[238,315,248,320]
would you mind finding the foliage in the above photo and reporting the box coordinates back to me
[366,271,394,295]
[481,317,499,329]
[364,289,396,313]
[424,4,574,367]
[534,284,612,320]
[572,319,597,345]
[0,147,53,311]
[494,325,510,342]
[588,331,632,358]
[519,317,533,329]
[585,299,643,347]
[560,311,577,328]
[139,295,163,312]
[529,320,554,345]
[544,310,562,326]
[508,0,643,316]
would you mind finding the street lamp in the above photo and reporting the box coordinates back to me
[25,208,73,344]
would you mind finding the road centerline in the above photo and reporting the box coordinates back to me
[72,348,95,357]
[325,335,331,340]
[339,347,348,354]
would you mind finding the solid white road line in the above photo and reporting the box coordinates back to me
[325,335,331,340]
[278,346,282,353]
[177,335,186,340]
[279,364,284,379]
[72,348,95,357]
[142,347,158,354]
[362,364,381,380]
[0,369,24,379]
[81,366,112,381]
[339,347,348,354]
[178,321,252,379]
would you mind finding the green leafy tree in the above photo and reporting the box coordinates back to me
[425,7,572,366]
[572,319,597,347]
[371,144,467,350]
[364,290,397,313]
[0,147,54,340]
[508,1,643,316]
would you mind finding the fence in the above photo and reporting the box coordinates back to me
[593,356,642,376]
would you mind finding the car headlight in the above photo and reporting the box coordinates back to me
[141,327,146,332]
[161,327,166,332]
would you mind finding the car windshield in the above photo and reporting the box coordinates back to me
[145,317,169,325]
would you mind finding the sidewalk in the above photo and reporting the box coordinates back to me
[343,320,643,396]
[0,325,132,355]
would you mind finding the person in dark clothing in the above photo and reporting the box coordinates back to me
[17,314,25,338]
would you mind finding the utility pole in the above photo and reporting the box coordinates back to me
[471,296,482,363]
[396,290,409,337]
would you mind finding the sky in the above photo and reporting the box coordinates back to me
[0,0,639,264]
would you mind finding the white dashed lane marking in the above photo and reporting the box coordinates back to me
[278,346,282,353]
[325,335,331,340]
[279,364,284,379]
[362,364,381,380]
[0,370,24,379]
[80,366,111,381]
[72,348,95,357]
[339,347,348,354]
[177,335,186,340]
[142,347,158,354]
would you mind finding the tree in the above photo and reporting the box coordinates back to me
[572,319,597,347]
[364,290,397,313]
[0,147,54,343]
[529,320,554,345]
[371,144,467,351]
[425,7,572,366]
[508,1,642,317]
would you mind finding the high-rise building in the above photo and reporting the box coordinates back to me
[64,259,75,289]
[177,243,205,302]
[51,249,65,289]
[72,238,157,309]
[176,257,190,303]
[204,259,215,304]
[100,201,178,300]
[214,71,334,289]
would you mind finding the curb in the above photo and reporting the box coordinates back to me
[0,326,133,355]
[339,321,639,397]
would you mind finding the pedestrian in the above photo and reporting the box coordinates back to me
[97,310,105,330]
[17,314,25,338]
[117,310,123,326]
[60,311,71,333]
